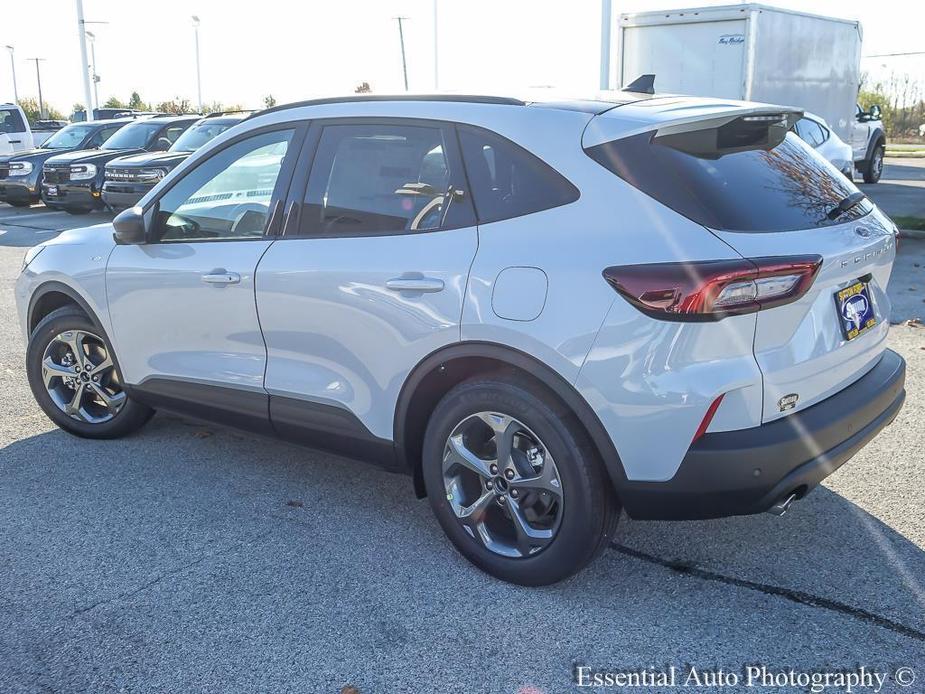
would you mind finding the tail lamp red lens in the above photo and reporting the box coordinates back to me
[602,255,822,321]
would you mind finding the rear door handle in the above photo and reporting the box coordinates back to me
[202,270,241,285]
[385,277,445,293]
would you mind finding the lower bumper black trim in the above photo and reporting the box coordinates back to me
[618,349,906,520]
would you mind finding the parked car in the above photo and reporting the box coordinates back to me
[102,111,251,211]
[792,112,853,178]
[0,119,131,207]
[16,94,905,585]
[41,114,199,214]
[0,103,39,155]
[851,103,887,183]
[71,108,166,122]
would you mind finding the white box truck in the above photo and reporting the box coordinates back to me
[612,4,869,147]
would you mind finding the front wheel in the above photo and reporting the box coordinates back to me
[863,143,885,183]
[422,374,620,585]
[64,207,92,216]
[26,307,154,438]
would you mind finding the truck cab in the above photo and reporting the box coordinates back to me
[0,103,36,155]
[851,103,886,183]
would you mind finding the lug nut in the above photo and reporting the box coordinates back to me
[497,495,507,504]
[490,464,498,475]
[86,365,93,371]
[504,468,515,480]
[510,489,519,499]
[485,480,493,490]
[91,375,99,382]
[74,365,81,372]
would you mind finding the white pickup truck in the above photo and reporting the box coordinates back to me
[0,103,46,155]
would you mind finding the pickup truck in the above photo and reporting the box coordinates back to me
[0,103,37,155]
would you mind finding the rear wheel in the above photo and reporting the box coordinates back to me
[422,374,620,585]
[64,207,92,215]
[26,307,154,438]
[863,142,885,183]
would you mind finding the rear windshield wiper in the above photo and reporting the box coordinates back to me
[826,192,867,221]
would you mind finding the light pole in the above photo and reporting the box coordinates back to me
[85,31,99,111]
[27,58,47,118]
[600,0,612,90]
[394,17,409,91]
[4,46,17,103]
[75,0,94,118]
[192,16,203,112]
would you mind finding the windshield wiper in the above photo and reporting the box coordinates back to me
[826,192,867,221]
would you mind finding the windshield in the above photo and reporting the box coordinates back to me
[102,121,161,150]
[586,129,872,232]
[170,121,235,152]
[41,124,95,149]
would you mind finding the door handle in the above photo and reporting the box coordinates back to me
[202,270,241,285]
[385,276,445,293]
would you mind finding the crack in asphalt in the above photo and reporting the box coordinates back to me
[611,542,925,643]
[69,529,275,617]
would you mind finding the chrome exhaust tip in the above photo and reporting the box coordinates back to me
[767,492,799,516]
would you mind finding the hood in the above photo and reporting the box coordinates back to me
[44,148,145,167]
[106,150,192,170]
[1,148,77,166]
[41,222,116,249]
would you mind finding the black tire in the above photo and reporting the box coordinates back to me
[862,142,885,183]
[422,373,620,586]
[8,200,31,208]
[26,306,154,439]
[64,207,92,215]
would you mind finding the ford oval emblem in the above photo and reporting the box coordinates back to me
[855,226,872,238]
[778,393,799,412]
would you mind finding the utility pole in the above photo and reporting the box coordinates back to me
[192,16,203,112]
[5,46,17,103]
[599,0,612,90]
[394,17,409,91]
[75,0,94,118]
[433,0,439,89]
[27,58,47,118]
[85,31,99,111]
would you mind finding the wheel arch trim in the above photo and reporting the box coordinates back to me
[393,340,628,497]
[27,280,105,335]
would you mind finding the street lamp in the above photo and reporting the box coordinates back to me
[4,45,17,103]
[85,31,100,111]
[394,17,409,91]
[27,58,47,119]
[192,16,202,113]
[75,0,94,118]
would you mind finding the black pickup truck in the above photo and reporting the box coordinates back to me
[41,114,199,214]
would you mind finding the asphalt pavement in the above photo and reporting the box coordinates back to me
[858,158,925,219]
[1,185,923,692]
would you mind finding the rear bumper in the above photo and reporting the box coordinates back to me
[101,182,154,211]
[619,349,906,520]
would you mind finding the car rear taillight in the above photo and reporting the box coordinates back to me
[602,255,822,321]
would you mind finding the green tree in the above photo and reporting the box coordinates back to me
[155,97,193,114]
[354,81,372,94]
[128,91,148,110]
[263,94,277,108]
[16,97,66,123]
[103,96,128,109]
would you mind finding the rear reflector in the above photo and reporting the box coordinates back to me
[692,393,725,444]
[603,255,822,321]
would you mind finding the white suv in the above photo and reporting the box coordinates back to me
[16,94,906,585]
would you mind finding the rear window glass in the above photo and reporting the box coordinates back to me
[458,126,579,224]
[0,108,26,134]
[585,128,871,232]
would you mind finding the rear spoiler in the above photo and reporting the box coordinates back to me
[583,103,803,149]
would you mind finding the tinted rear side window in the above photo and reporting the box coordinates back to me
[0,108,26,134]
[586,129,871,232]
[458,127,579,223]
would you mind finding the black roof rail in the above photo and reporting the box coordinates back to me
[244,94,525,121]
[204,110,255,118]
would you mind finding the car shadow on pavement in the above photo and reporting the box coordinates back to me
[2,413,923,649]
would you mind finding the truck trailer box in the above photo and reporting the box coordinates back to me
[613,4,863,143]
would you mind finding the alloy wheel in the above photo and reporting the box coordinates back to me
[40,329,126,424]
[442,412,564,558]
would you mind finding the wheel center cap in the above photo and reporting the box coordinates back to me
[493,476,509,494]
[80,372,90,382]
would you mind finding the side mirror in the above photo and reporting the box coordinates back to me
[113,206,148,245]
[869,104,882,120]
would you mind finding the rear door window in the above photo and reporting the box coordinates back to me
[458,126,579,223]
[0,108,26,134]
[585,125,871,232]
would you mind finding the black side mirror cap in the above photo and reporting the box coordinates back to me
[113,206,148,245]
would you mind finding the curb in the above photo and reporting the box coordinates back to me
[898,228,925,240]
